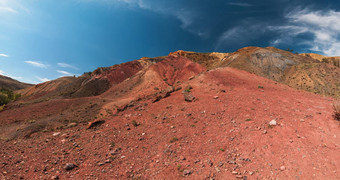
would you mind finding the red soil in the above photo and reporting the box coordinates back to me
[94,60,144,85]
[1,67,339,179]
[151,56,206,85]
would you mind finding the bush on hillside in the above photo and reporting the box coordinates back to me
[0,88,21,106]
[0,94,10,106]
[334,102,340,121]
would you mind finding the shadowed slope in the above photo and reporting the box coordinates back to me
[0,75,32,90]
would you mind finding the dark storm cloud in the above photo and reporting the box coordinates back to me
[102,0,340,55]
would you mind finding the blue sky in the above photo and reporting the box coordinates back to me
[1,0,340,84]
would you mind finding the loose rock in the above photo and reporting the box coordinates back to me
[269,119,277,126]
[52,132,61,137]
[280,166,286,171]
[64,163,75,171]
[183,170,192,176]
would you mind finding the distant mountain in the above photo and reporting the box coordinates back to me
[0,75,32,90]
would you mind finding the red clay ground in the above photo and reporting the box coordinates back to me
[1,67,339,179]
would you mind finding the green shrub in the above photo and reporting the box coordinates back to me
[170,137,179,143]
[322,58,329,63]
[334,102,340,121]
[132,120,140,127]
[0,94,10,106]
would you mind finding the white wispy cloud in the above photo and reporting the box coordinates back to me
[35,76,49,82]
[79,0,204,37]
[0,0,30,14]
[0,6,17,13]
[25,60,48,68]
[0,70,23,80]
[215,23,266,51]
[0,53,9,57]
[8,75,22,80]
[57,62,79,70]
[56,70,73,76]
[270,9,340,56]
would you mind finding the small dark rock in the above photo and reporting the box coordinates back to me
[64,163,75,171]
[183,170,192,176]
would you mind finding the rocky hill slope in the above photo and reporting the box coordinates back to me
[171,47,340,98]
[0,47,339,179]
[0,75,32,90]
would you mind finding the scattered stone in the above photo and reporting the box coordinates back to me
[175,86,182,91]
[152,95,163,103]
[213,96,219,99]
[232,171,238,175]
[67,123,78,128]
[263,130,267,134]
[300,119,305,122]
[188,76,195,80]
[280,166,286,171]
[87,119,105,129]
[269,119,277,126]
[249,171,254,175]
[183,170,192,176]
[64,163,75,171]
[228,160,236,164]
[97,162,105,166]
[185,85,193,90]
[183,93,195,102]
[110,148,121,155]
[236,175,243,179]
[180,156,186,160]
[52,132,61,137]
[51,175,59,180]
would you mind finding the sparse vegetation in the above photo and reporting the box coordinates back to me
[0,88,21,106]
[219,148,225,152]
[177,164,182,171]
[170,137,179,143]
[258,86,264,89]
[245,118,252,121]
[334,102,340,121]
[110,142,115,147]
[132,120,140,127]
[286,48,294,53]
[184,85,193,93]
[322,58,330,63]
[0,94,10,106]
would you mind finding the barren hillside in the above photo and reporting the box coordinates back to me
[0,47,339,179]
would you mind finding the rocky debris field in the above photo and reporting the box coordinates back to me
[1,67,339,179]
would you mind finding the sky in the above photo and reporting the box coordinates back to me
[1,0,340,84]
